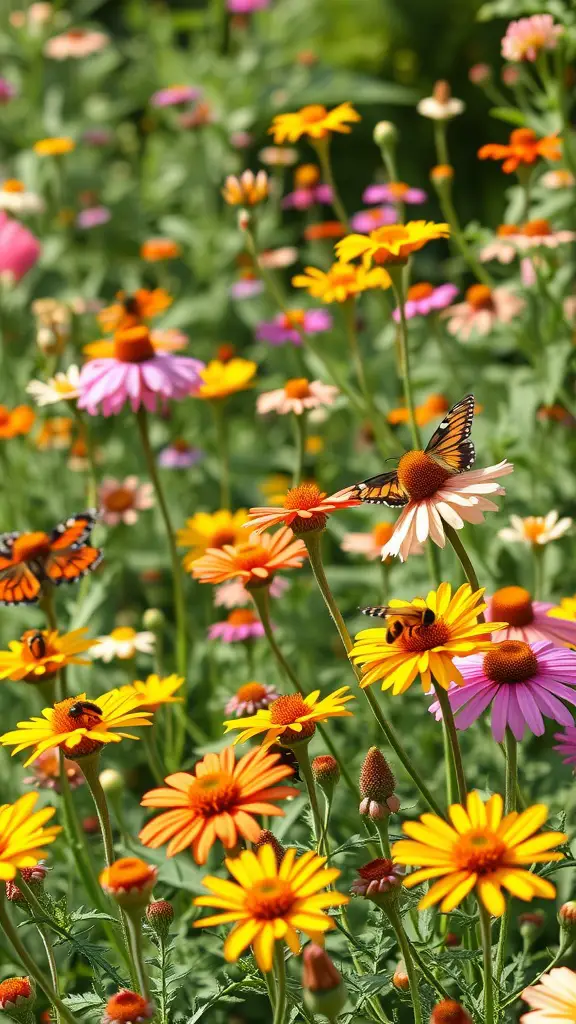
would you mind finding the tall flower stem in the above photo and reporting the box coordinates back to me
[0,892,79,1024]
[312,138,350,230]
[384,903,423,1024]
[125,912,150,999]
[375,816,391,858]
[433,683,467,805]
[342,298,397,455]
[212,400,230,508]
[496,730,518,983]
[444,524,484,618]
[272,944,287,1024]
[304,530,444,818]
[478,902,495,1024]
[292,741,324,851]
[292,411,307,487]
[58,755,107,912]
[388,271,421,450]
[17,878,62,1024]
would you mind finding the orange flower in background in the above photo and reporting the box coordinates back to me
[247,481,362,535]
[478,128,561,173]
[388,394,450,427]
[33,137,75,156]
[0,405,35,440]
[269,103,360,143]
[98,289,172,333]
[140,238,181,262]
[139,745,298,863]
[191,526,307,586]
[304,221,346,241]
[222,170,269,206]
[35,417,73,450]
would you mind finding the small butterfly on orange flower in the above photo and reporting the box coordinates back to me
[0,511,102,605]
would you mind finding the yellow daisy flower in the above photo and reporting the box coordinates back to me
[0,792,61,880]
[392,791,566,916]
[195,359,257,400]
[177,509,248,570]
[194,844,348,972]
[350,582,507,694]
[269,103,360,144]
[121,673,184,712]
[336,221,450,270]
[224,687,354,746]
[548,596,576,621]
[292,261,391,303]
[0,691,153,767]
[33,137,75,156]
[0,628,92,683]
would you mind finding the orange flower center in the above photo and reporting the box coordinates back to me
[0,978,32,1004]
[51,697,104,758]
[397,449,452,501]
[217,343,235,363]
[522,218,551,237]
[283,481,327,533]
[67,29,88,40]
[372,522,394,546]
[483,640,538,683]
[497,224,519,237]
[103,857,154,891]
[0,407,9,426]
[329,264,357,286]
[12,531,51,564]
[113,326,155,363]
[172,439,191,453]
[284,377,311,399]
[227,609,258,626]
[386,182,409,199]
[232,542,270,572]
[511,128,537,147]
[358,857,395,880]
[521,518,547,543]
[269,693,316,742]
[407,282,434,302]
[245,877,295,919]
[280,310,306,330]
[104,487,134,513]
[453,829,506,875]
[295,164,320,188]
[371,225,411,264]
[491,585,534,627]
[187,770,240,815]
[299,105,327,125]
[2,179,25,193]
[19,630,60,676]
[236,681,268,703]
[465,284,494,311]
[397,619,451,652]
[105,992,151,1023]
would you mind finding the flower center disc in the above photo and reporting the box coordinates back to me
[246,877,295,919]
[299,105,327,124]
[511,128,537,147]
[110,626,137,642]
[522,218,551,237]
[280,310,306,330]
[284,377,311,399]
[407,282,434,302]
[397,619,451,652]
[51,697,104,758]
[466,284,494,311]
[358,857,395,880]
[483,640,538,683]
[269,693,316,743]
[105,487,134,512]
[397,449,452,501]
[387,182,409,198]
[236,682,268,703]
[491,585,534,626]
[12,531,52,564]
[497,224,519,237]
[227,609,258,626]
[187,771,240,815]
[454,829,506,875]
[210,527,239,548]
[113,326,155,363]
[105,857,154,890]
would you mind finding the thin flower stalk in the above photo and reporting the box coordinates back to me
[479,903,495,1024]
[387,270,421,451]
[17,876,62,1024]
[292,743,324,852]
[430,161,494,288]
[125,913,150,1000]
[385,902,423,1024]
[432,682,468,805]
[292,410,307,487]
[342,298,397,455]
[311,137,350,229]
[495,729,519,984]
[272,945,287,1024]
[212,400,230,508]
[444,522,484,620]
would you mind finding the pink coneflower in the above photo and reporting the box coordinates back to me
[150,85,201,108]
[158,440,203,468]
[502,15,563,63]
[78,325,204,416]
[225,680,280,717]
[76,206,111,229]
[0,212,40,282]
[442,284,524,340]
[430,640,576,742]
[379,458,514,562]
[0,79,17,103]
[362,181,427,205]
[282,184,333,210]
[350,206,397,233]
[257,377,338,416]
[392,281,458,322]
[511,218,576,251]
[246,481,362,535]
[227,0,269,11]
[23,747,83,791]
[99,476,154,526]
[479,225,520,264]
[230,276,264,299]
[553,727,576,766]
[256,309,332,346]
[214,576,288,608]
[486,586,576,646]
[208,609,267,642]
[44,28,109,60]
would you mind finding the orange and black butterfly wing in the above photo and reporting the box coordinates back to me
[351,471,408,507]
[0,533,42,605]
[425,394,476,474]
[45,512,103,586]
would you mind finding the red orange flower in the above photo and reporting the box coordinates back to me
[246,482,362,535]
[191,526,307,586]
[478,128,561,173]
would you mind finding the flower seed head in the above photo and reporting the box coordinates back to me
[311,754,340,792]
[253,829,285,867]
[392,963,409,990]
[430,1000,473,1024]
[360,747,396,801]
[146,900,174,939]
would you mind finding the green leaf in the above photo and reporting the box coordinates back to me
[489,107,528,127]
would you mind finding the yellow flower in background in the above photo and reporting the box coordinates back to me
[350,582,506,694]
[0,628,92,683]
[222,170,269,206]
[392,791,566,916]
[194,844,349,971]
[195,359,257,400]
[33,137,75,156]
[0,691,152,766]
[336,221,450,269]
[224,688,354,746]
[260,473,291,506]
[177,509,248,569]
[292,262,391,303]
[549,596,576,621]
[0,792,61,880]
[121,673,184,712]
[269,103,360,143]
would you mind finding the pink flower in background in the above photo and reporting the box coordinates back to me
[78,325,204,416]
[208,608,267,643]
[158,440,203,468]
[282,184,333,210]
[76,206,111,229]
[230,277,264,299]
[256,309,332,346]
[486,587,576,646]
[214,576,289,608]
[392,282,458,322]
[99,475,154,526]
[363,182,427,205]
[443,284,524,340]
[225,681,280,718]
[502,15,563,63]
[151,85,202,108]
[82,128,112,146]
[554,727,576,766]
[430,640,576,741]
[0,212,41,282]
[257,378,338,416]
[258,247,298,269]
[351,206,397,233]
[44,29,109,60]
[469,64,491,85]
[227,0,269,11]
[0,79,17,103]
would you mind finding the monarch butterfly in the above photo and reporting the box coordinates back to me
[0,511,102,605]
[361,604,436,644]
[353,394,476,506]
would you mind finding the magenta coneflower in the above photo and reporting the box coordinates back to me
[151,85,201,108]
[256,309,332,346]
[158,440,203,469]
[392,282,458,322]
[208,609,267,643]
[486,587,576,646]
[78,326,204,416]
[350,206,397,233]
[553,726,576,766]
[430,640,576,741]
[282,184,333,210]
[362,182,427,205]
[225,681,280,718]
[76,206,111,229]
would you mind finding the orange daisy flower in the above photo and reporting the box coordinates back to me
[478,128,561,174]
[140,239,181,262]
[139,745,298,864]
[304,221,346,241]
[98,289,172,333]
[191,526,307,586]
[0,405,35,440]
[246,481,362,535]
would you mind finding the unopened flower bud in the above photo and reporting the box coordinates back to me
[433,80,451,103]
[303,944,348,1020]
[5,865,48,904]
[36,326,59,355]
[146,900,174,940]
[444,932,461,947]
[519,910,545,940]
[430,1000,473,1024]
[373,121,397,147]
[393,963,409,990]
[359,747,399,818]
[0,978,35,1020]
[142,608,165,631]
[253,829,285,867]
[559,901,576,933]
[431,164,454,185]
[469,63,491,85]
[99,768,124,796]
[311,754,340,795]
[100,857,158,911]
[82,815,100,834]
[502,65,520,87]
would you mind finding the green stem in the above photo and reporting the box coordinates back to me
[16,882,62,1024]
[58,755,107,912]
[478,902,495,1024]
[502,938,573,1009]
[441,716,458,806]
[375,816,391,858]
[312,138,350,230]
[158,937,169,1024]
[496,730,518,982]
[533,544,545,601]
[142,728,166,786]
[432,177,494,288]
[292,742,324,851]
[433,120,450,166]
[433,683,467,805]
[444,524,483,618]
[125,912,150,999]
[71,405,98,508]
[212,400,230,508]
[304,530,445,817]
[264,968,277,1013]
[388,273,421,450]
[272,945,287,1024]
[0,892,79,1024]
[292,411,307,487]
[385,904,422,1024]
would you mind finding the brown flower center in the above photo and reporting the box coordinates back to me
[407,282,434,302]
[236,682,268,703]
[358,857,395,880]
[12,531,52,564]
[454,829,506,875]
[104,487,134,513]
[245,878,295,919]
[284,377,311,399]
[0,978,32,1005]
[187,771,240,815]
[269,693,315,743]
[466,284,494,311]
[299,105,327,125]
[397,449,452,501]
[106,992,150,1023]
[172,439,191,453]
[491,585,534,627]
[51,697,104,758]
[232,542,270,571]
[283,481,327,533]
[398,620,451,652]
[433,79,451,103]
[227,609,258,626]
[522,218,552,237]
[483,640,538,683]
[113,325,155,363]
[210,526,239,548]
